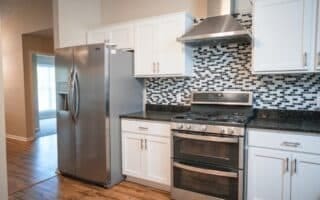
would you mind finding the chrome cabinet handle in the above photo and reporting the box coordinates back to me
[140,139,143,150]
[284,158,289,172]
[173,132,238,143]
[152,62,156,73]
[138,126,148,131]
[173,162,238,178]
[303,52,307,67]
[291,159,297,175]
[281,142,301,148]
[144,139,147,150]
[156,62,160,73]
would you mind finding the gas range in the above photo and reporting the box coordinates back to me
[171,91,253,200]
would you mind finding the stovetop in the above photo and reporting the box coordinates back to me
[172,111,250,125]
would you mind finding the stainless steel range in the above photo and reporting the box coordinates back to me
[171,91,254,200]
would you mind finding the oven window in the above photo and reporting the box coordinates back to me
[173,135,240,169]
[174,164,239,200]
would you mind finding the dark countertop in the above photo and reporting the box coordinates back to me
[120,111,179,122]
[120,104,190,122]
[121,105,320,134]
[248,109,320,134]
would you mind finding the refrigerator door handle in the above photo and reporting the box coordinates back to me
[73,71,80,121]
[68,68,75,119]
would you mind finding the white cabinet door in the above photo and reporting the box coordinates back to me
[145,136,171,186]
[252,0,317,73]
[109,24,134,49]
[247,147,291,200]
[316,1,320,71]
[134,20,156,76]
[122,132,144,178]
[156,16,184,76]
[87,29,110,45]
[291,153,320,200]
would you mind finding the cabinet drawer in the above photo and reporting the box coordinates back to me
[248,128,320,155]
[121,119,170,137]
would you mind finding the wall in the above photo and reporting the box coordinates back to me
[22,34,54,138]
[53,0,101,48]
[0,17,8,200]
[101,0,208,24]
[0,0,53,140]
[146,14,320,111]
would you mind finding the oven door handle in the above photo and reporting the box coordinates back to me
[173,162,238,178]
[173,132,239,143]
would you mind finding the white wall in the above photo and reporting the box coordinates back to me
[0,0,53,140]
[53,0,101,48]
[101,0,208,25]
[0,17,8,200]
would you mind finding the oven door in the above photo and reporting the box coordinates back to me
[173,132,243,169]
[172,161,243,200]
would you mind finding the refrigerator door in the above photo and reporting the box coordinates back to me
[73,44,109,184]
[55,47,76,176]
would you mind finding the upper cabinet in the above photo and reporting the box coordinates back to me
[87,12,193,77]
[316,1,320,71]
[134,13,193,77]
[87,23,134,49]
[252,0,318,74]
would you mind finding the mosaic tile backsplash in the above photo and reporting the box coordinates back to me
[145,13,320,111]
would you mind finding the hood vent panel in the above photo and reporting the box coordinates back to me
[178,15,251,46]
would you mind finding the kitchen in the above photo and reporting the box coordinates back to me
[0,0,320,199]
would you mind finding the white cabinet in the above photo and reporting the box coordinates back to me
[252,0,318,74]
[87,23,134,49]
[291,153,320,200]
[122,132,144,178]
[145,135,171,185]
[121,119,171,187]
[247,128,320,200]
[247,148,291,200]
[134,13,193,77]
[134,20,156,76]
[316,0,320,71]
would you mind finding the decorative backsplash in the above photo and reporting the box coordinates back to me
[145,13,320,111]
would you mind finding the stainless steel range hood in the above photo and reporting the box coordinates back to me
[178,1,252,45]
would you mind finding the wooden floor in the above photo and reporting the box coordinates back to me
[7,135,170,200]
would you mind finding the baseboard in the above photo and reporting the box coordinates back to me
[125,176,170,192]
[6,134,35,142]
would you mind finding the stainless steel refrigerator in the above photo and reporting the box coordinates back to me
[55,43,143,187]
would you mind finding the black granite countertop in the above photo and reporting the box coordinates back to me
[120,104,190,122]
[248,109,320,134]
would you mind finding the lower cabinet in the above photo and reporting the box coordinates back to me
[247,129,320,200]
[121,119,171,187]
[247,148,291,200]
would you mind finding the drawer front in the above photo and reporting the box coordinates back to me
[121,119,170,137]
[248,128,320,155]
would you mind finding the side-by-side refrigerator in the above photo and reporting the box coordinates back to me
[55,43,143,187]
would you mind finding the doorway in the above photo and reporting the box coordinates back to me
[34,54,57,138]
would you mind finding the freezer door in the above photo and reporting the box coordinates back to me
[55,48,76,176]
[73,44,109,184]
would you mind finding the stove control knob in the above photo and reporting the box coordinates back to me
[200,125,207,132]
[176,124,183,130]
[185,124,192,130]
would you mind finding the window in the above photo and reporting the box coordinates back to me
[37,56,56,112]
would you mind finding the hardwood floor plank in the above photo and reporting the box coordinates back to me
[10,176,170,200]
[6,135,57,194]
[7,133,170,199]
